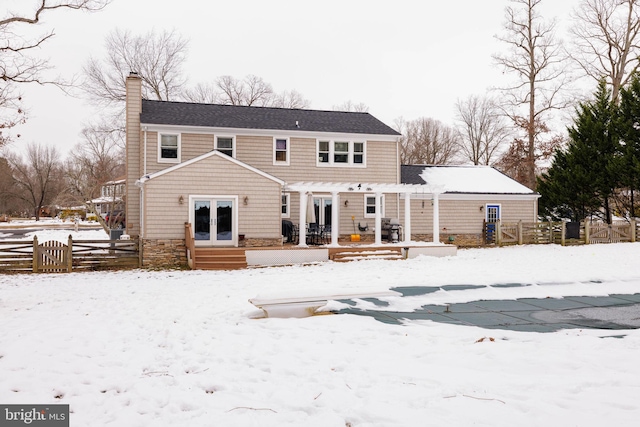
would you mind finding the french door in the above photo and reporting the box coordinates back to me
[190,196,237,246]
[313,196,332,226]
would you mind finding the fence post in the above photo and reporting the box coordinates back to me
[32,235,38,273]
[548,220,552,243]
[584,221,590,244]
[518,221,523,245]
[496,221,502,246]
[67,235,73,273]
[561,221,566,246]
[631,219,636,243]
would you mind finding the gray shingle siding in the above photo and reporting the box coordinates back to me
[140,100,401,136]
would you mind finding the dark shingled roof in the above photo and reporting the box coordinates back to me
[140,100,401,136]
[401,164,428,185]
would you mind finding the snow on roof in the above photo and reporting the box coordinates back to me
[406,165,535,194]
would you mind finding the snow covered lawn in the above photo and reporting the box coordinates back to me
[1,243,640,426]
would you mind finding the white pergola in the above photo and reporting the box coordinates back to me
[284,182,442,247]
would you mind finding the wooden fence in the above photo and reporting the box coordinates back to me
[485,220,638,246]
[0,236,140,273]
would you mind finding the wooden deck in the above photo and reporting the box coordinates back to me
[188,244,456,270]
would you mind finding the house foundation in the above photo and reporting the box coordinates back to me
[142,239,187,269]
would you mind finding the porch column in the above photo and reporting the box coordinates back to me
[298,191,308,247]
[330,191,340,246]
[432,192,440,244]
[403,192,411,244]
[374,192,383,245]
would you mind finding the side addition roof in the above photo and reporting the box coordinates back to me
[401,165,538,195]
[140,100,401,136]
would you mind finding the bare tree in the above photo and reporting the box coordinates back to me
[0,156,22,215]
[4,142,63,220]
[0,0,110,145]
[270,90,310,109]
[62,126,124,229]
[397,117,461,165]
[333,100,369,112]
[83,28,188,106]
[212,75,274,106]
[455,95,511,165]
[571,0,640,102]
[494,118,564,185]
[493,0,569,189]
[183,82,219,104]
[185,76,311,108]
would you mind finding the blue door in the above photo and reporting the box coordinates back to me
[485,205,501,243]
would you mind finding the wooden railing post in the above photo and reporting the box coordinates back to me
[185,222,195,269]
[631,219,636,243]
[496,220,502,246]
[561,221,566,246]
[32,235,38,273]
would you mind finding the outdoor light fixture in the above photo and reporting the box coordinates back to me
[344,200,349,207]
[178,195,184,205]
[480,206,484,212]
[244,196,249,205]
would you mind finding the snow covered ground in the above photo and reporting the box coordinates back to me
[1,228,640,426]
[0,218,108,242]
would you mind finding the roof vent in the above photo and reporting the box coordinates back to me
[295,120,300,128]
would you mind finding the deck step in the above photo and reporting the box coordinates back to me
[329,247,404,262]
[193,248,247,270]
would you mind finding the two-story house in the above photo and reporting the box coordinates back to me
[125,73,430,268]
[89,177,125,217]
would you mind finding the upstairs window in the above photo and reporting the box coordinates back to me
[334,142,349,163]
[159,133,180,163]
[318,140,330,163]
[274,137,289,165]
[216,136,234,157]
[317,140,366,167]
[354,142,364,164]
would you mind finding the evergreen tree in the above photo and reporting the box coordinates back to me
[538,80,622,223]
[617,73,640,218]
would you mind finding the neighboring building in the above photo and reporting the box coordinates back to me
[400,165,540,246]
[89,177,126,217]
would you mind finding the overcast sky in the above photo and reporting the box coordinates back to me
[6,0,582,157]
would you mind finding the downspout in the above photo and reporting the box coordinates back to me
[143,126,148,175]
[135,176,148,239]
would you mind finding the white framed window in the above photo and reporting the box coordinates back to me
[334,141,349,163]
[353,142,364,164]
[281,193,290,218]
[216,136,235,157]
[364,194,385,218]
[274,137,290,165]
[318,140,330,163]
[316,140,366,167]
[158,133,180,163]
